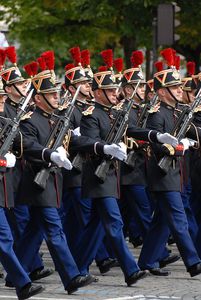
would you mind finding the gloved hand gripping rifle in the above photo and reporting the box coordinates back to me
[33,86,81,190]
[158,88,201,174]
[0,89,34,179]
[95,80,141,183]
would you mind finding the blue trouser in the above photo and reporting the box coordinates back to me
[9,207,80,288]
[139,191,200,270]
[0,208,30,291]
[12,205,44,272]
[121,185,153,239]
[73,197,139,279]
[181,181,198,243]
[62,187,111,261]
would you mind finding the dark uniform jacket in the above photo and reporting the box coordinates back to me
[120,105,148,186]
[190,111,201,191]
[62,100,87,189]
[80,101,159,199]
[4,99,23,194]
[0,115,14,208]
[146,101,201,192]
[18,106,105,207]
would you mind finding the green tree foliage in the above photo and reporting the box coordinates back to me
[1,0,201,73]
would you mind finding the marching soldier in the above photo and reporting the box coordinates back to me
[120,50,153,245]
[0,47,52,281]
[0,77,43,300]
[70,50,178,286]
[6,54,95,295]
[138,48,201,277]
[61,46,92,250]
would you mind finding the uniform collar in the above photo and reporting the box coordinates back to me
[160,101,175,111]
[35,106,52,119]
[95,102,111,112]
[6,97,19,108]
[75,99,86,108]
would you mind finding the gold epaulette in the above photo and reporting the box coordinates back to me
[112,102,124,110]
[194,104,201,113]
[82,106,95,116]
[148,102,160,113]
[20,111,33,121]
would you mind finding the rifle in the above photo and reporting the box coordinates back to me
[33,85,81,190]
[137,94,159,128]
[0,89,34,179]
[158,88,201,174]
[125,94,159,168]
[95,80,141,183]
[72,84,124,173]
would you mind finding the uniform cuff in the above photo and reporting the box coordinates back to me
[94,142,105,155]
[148,130,158,143]
[42,148,54,162]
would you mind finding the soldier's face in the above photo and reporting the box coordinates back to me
[136,84,145,100]
[44,92,59,109]
[76,81,90,99]
[182,90,195,104]
[6,80,28,102]
[161,85,183,103]
[168,85,183,102]
[0,94,7,112]
[103,88,117,105]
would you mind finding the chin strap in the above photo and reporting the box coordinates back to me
[42,94,55,110]
[103,89,113,107]
[136,92,143,102]
[13,83,26,98]
[166,87,179,103]
[186,91,191,104]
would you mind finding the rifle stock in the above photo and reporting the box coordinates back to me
[0,89,33,179]
[158,89,201,174]
[95,80,141,182]
[33,86,81,190]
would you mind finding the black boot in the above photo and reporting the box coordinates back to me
[17,283,44,300]
[187,263,201,277]
[66,274,94,294]
[125,270,148,286]
[30,268,54,281]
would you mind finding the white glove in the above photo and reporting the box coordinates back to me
[73,127,81,136]
[103,143,127,161]
[157,133,178,147]
[50,146,67,167]
[63,158,73,170]
[4,153,16,168]
[180,138,192,151]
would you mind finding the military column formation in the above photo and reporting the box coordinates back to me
[0,45,201,300]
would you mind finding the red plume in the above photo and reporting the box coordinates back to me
[131,50,144,67]
[24,61,39,77]
[98,66,108,72]
[101,49,113,69]
[113,58,124,73]
[154,61,163,72]
[65,63,75,71]
[37,57,46,71]
[41,50,55,70]
[69,47,81,66]
[81,49,90,67]
[160,48,174,67]
[6,46,17,64]
[0,48,6,69]
[175,55,180,70]
[187,61,195,76]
